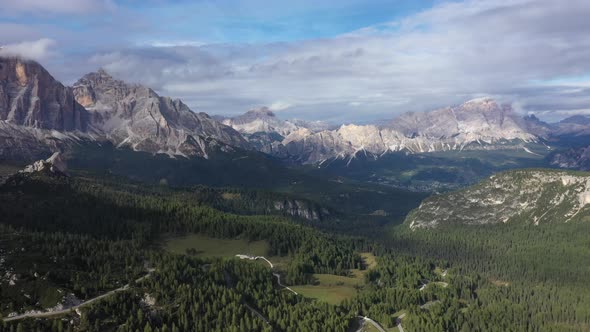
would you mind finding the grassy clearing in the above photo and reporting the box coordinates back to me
[292,252,377,305]
[291,274,362,305]
[164,234,269,258]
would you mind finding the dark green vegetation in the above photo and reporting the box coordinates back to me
[67,143,427,224]
[317,144,552,191]
[1,153,590,331]
[385,221,590,331]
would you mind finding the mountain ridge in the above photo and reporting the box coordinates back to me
[224,98,543,164]
[0,56,250,161]
[73,69,250,158]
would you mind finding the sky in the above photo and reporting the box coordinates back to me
[1,0,590,123]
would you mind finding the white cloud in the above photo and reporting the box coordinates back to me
[0,38,58,61]
[78,0,590,121]
[269,101,293,111]
[8,0,590,122]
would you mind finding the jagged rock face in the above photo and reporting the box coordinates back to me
[273,98,537,164]
[0,57,89,132]
[406,169,590,229]
[72,69,250,157]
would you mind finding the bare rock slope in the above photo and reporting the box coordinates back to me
[406,169,590,229]
[73,69,249,158]
[0,57,92,160]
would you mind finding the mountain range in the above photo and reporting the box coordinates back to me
[222,99,590,165]
[4,55,590,171]
[0,57,248,162]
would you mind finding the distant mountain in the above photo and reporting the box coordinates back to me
[545,115,590,171]
[0,57,250,161]
[243,98,540,164]
[550,115,590,138]
[222,107,299,136]
[221,107,330,154]
[406,169,590,229]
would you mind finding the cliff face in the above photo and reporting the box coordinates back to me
[0,57,91,161]
[0,57,89,132]
[273,199,331,221]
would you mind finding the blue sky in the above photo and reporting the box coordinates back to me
[2,0,590,123]
[129,0,438,43]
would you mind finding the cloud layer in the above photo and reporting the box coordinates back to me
[0,38,58,61]
[3,0,590,122]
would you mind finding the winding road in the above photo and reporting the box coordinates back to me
[244,303,271,326]
[223,267,272,326]
[396,313,406,332]
[357,315,387,332]
[3,270,155,322]
[236,254,298,295]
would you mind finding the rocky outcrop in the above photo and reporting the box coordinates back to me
[406,169,590,229]
[20,152,68,176]
[273,199,330,221]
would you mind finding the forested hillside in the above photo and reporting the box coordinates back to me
[1,171,590,331]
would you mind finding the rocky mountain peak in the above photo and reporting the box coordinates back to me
[96,68,110,76]
[72,67,250,157]
[223,106,298,136]
[462,97,497,108]
[246,107,275,118]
